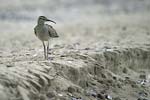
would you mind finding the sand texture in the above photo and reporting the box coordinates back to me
[0,0,150,100]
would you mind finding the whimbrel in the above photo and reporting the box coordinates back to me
[34,16,59,59]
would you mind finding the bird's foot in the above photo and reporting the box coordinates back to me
[48,48,53,54]
[47,56,54,61]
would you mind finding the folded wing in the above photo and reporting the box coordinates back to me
[46,24,59,38]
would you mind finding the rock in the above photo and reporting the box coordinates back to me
[138,91,148,97]
[71,97,83,100]
[58,93,63,97]
[105,95,112,100]
[68,86,76,93]
[46,91,56,98]
[85,89,97,97]
[122,67,128,73]
[6,64,13,67]
[112,76,117,80]
[90,90,97,98]
[125,77,130,80]
[101,73,107,78]
[71,97,77,100]
[84,47,90,50]
[60,55,66,57]
[97,93,105,99]
[117,83,122,88]
[131,83,138,88]
[139,74,146,80]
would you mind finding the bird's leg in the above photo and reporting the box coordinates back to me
[47,40,49,59]
[42,41,47,59]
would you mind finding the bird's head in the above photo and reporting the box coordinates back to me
[38,16,56,24]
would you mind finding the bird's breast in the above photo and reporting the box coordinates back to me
[36,27,50,41]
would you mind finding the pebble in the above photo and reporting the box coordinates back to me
[58,93,63,97]
[122,67,128,73]
[90,90,97,97]
[139,74,146,79]
[138,91,148,97]
[97,93,105,99]
[85,89,97,97]
[68,86,76,93]
[71,97,82,100]
[6,64,13,67]
[106,95,112,100]
[46,91,56,98]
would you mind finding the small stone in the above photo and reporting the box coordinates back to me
[97,93,105,99]
[46,91,56,98]
[90,90,97,98]
[125,77,130,80]
[138,91,148,97]
[60,55,66,57]
[26,53,30,55]
[67,93,73,97]
[84,48,90,50]
[107,79,113,84]
[54,44,61,48]
[6,64,13,67]
[78,97,82,100]
[71,97,77,100]
[68,86,76,93]
[58,93,63,97]
[139,74,146,79]
[86,89,97,98]
[103,46,111,49]
[106,95,112,100]
[101,73,107,78]
[122,67,128,73]
[113,76,117,80]
[117,83,122,88]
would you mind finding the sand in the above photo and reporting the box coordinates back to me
[0,0,150,100]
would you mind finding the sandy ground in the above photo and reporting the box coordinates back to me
[0,0,150,100]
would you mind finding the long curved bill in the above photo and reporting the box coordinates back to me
[46,19,56,24]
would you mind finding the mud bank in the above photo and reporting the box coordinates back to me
[0,44,150,100]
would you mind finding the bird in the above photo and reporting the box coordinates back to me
[34,16,59,60]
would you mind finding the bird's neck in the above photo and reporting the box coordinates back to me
[38,20,44,25]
